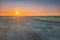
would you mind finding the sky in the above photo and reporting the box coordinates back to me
[0,0,60,16]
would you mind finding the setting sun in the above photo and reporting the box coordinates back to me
[16,11,20,15]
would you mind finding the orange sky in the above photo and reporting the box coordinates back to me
[0,1,59,16]
[0,9,60,16]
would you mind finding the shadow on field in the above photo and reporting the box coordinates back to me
[0,28,7,40]
[25,31,41,40]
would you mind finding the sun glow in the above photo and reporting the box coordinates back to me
[16,11,20,15]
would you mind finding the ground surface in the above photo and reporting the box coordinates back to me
[0,16,60,40]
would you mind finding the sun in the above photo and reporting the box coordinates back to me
[16,11,20,15]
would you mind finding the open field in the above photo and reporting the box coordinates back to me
[0,16,60,40]
[33,16,60,22]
